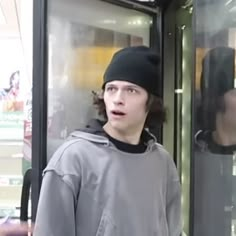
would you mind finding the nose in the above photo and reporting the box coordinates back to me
[113,90,124,105]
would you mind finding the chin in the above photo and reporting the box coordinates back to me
[109,120,128,132]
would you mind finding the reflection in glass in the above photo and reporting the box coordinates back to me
[193,0,236,234]
[194,47,236,236]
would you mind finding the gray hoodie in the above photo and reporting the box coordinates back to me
[34,120,181,236]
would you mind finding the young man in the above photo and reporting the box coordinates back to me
[34,46,181,236]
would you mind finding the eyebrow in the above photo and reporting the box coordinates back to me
[107,83,139,88]
[124,85,140,90]
[105,83,142,92]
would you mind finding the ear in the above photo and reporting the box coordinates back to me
[99,90,104,99]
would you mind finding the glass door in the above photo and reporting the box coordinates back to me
[46,0,157,160]
[192,0,236,235]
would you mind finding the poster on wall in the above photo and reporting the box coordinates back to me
[0,70,24,140]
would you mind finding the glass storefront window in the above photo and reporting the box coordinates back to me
[0,0,32,219]
[47,0,153,160]
[193,0,236,235]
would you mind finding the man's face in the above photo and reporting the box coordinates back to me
[103,80,148,134]
[222,88,236,129]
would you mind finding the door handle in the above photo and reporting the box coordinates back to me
[20,169,32,222]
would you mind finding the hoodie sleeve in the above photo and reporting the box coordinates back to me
[34,171,78,236]
[166,157,182,236]
[34,140,82,236]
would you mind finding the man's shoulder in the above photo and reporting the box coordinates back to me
[154,142,172,159]
[45,137,100,174]
[152,142,178,170]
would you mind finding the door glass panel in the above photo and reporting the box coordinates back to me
[0,0,33,220]
[193,0,236,235]
[47,0,153,160]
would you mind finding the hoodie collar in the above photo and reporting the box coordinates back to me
[70,119,157,149]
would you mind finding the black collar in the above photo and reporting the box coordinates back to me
[105,132,147,153]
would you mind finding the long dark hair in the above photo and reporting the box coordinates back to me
[92,91,167,129]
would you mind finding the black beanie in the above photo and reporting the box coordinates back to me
[103,46,160,96]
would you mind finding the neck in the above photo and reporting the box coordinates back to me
[214,117,236,146]
[103,122,142,145]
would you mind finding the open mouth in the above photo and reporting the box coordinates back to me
[111,110,126,116]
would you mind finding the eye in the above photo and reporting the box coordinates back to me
[127,88,137,93]
[106,86,116,92]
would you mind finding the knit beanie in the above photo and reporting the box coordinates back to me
[103,46,160,96]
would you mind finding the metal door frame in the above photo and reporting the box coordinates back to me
[31,0,48,222]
